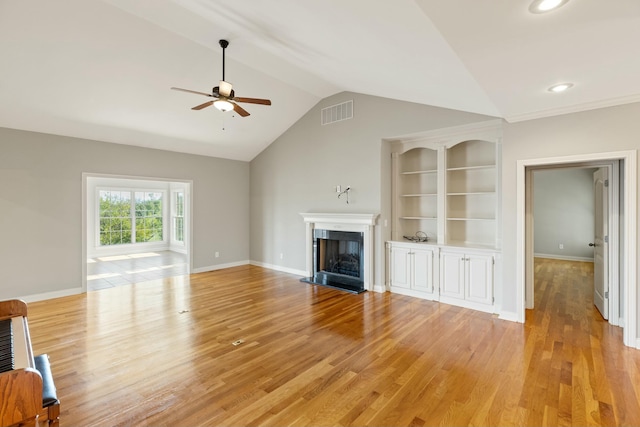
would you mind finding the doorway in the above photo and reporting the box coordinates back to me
[529,164,617,322]
[82,174,193,292]
[516,150,637,348]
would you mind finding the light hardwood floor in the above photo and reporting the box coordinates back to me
[24,258,640,426]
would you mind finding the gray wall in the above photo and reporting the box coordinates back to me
[501,101,640,325]
[249,91,494,286]
[0,127,249,300]
[533,168,596,260]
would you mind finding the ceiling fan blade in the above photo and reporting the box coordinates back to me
[192,101,214,110]
[234,97,272,105]
[231,102,250,117]
[171,87,213,97]
[219,80,233,97]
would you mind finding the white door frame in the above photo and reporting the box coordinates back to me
[516,151,637,349]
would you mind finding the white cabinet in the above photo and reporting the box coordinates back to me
[388,242,436,299]
[387,243,496,313]
[440,249,494,311]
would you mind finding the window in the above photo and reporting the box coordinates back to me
[172,191,184,243]
[99,190,132,245]
[98,189,164,246]
[135,191,163,243]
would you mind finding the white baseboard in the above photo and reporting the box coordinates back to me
[498,310,520,323]
[534,253,594,262]
[20,287,83,303]
[389,286,438,301]
[250,261,306,277]
[371,284,386,293]
[192,260,250,274]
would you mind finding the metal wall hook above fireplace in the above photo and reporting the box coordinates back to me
[337,186,351,204]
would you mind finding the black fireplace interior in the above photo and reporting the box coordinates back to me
[301,228,365,293]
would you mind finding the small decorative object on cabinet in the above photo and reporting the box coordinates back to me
[387,120,502,314]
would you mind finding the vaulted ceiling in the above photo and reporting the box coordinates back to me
[1,0,639,161]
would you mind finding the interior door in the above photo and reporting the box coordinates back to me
[593,168,609,319]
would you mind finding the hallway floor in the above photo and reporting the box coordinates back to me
[87,251,188,291]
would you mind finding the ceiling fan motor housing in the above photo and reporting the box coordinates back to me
[212,87,234,98]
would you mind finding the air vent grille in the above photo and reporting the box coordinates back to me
[321,100,353,125]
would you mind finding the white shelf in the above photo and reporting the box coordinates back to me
[447,192,495,196]
[402,193,437,197]
[447,165,495,172]
[401,169,437,175]
[401,216,437,220]
[447,217,496,221]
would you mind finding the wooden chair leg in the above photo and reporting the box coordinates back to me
[47,402,60,425]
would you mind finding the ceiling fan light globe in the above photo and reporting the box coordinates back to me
[214,99,234,112]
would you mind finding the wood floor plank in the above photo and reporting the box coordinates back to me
[17,259,640,426]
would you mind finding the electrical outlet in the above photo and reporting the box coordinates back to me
[280,253,284,259]
[559,244,564,250]
[215,251,220,258]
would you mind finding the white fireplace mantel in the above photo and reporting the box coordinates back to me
[300,213,380,292]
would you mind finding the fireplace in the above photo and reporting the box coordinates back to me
[300,213,379,293]
[307,229,365,293]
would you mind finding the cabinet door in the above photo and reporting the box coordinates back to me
[412,248,433,293]
[389,245,411,289]
[440,251,465,299]
[466,253,493,305]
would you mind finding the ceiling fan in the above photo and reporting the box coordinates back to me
[171,39,271,117]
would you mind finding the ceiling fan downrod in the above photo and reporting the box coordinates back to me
[219,39,229,81]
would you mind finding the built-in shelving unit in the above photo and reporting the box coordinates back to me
[387,120,503,313]
[391,123,501,249]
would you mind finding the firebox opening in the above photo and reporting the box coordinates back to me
[301,229,365,294]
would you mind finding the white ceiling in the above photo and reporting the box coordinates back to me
[1,0,639,161]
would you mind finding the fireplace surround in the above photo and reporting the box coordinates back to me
[300,213,379,293]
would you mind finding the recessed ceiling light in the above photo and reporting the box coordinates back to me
[529,0,570,13]
[548,83,573,93]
